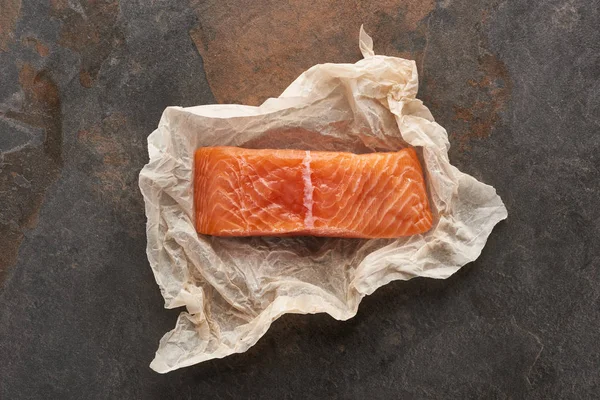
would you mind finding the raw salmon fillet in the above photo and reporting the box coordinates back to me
[194,146,433,238]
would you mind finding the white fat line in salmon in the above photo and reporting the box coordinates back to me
[302,150,315,228]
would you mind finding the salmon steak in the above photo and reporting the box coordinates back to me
[194,146,433,238]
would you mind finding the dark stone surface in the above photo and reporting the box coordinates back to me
[1,0,599,398]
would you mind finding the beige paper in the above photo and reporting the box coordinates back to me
[139,27,507,373]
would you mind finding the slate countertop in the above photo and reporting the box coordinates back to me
[1,1,599,398]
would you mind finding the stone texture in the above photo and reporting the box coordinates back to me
[0,0,599,398]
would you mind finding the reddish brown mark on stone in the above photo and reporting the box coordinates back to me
[75,112,143,238]
[187,0,511,153]
[18,64,60,108]
[453,53,512,146]
[79,70,94,88]
[0,0,22,52]
[0,63,63,281]
[16,63,63,162]
[188,0,435,106]
[50,0,123,88]
[22,36,49,57]
[481,9,490,24]
[78,114,129,168]
[357,0,434,76]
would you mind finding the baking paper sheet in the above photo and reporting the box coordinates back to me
[139,27,507,373]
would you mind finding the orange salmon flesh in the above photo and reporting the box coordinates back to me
[194,146,433,238]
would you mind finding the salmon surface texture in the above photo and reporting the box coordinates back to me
[194,146,433,238]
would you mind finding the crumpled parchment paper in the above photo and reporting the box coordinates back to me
[139,27,507,373]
